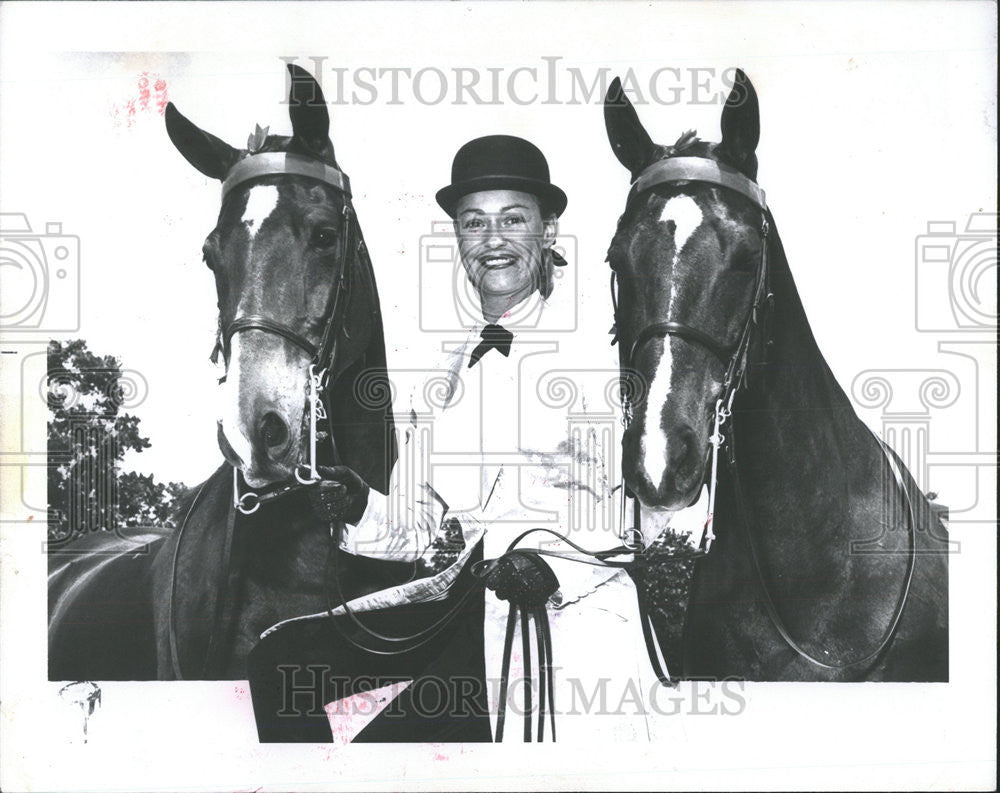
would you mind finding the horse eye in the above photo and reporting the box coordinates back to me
[310,227,339,250]
[730,249,757,272]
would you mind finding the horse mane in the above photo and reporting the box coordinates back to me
[664,129,702,156]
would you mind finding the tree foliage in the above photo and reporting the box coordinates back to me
[47,339,186,543]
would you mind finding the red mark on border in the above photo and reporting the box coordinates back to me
[111,72,168,129]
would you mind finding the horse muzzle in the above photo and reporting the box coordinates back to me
[217,334,310,488]
[622,421,706,510]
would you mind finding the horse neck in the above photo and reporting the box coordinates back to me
[731,219,871,517]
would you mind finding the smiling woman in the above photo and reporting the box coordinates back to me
[437,135,567,323]
[455,190,555,321]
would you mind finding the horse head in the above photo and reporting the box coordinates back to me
[166,65,395,493]
[604,69,768,512]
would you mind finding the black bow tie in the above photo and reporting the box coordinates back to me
[468,323,514,368]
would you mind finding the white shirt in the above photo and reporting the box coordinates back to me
[339,270,696,740]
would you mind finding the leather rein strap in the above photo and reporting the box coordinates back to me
[727,424,918,671]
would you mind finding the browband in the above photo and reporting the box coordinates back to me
[631,156,766,210]
[221,152,352,199]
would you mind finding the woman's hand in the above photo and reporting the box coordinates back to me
[308,465,370,525]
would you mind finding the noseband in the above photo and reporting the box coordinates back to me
[212,153,365,514]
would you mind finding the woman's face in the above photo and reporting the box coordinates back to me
[454,189,556,322]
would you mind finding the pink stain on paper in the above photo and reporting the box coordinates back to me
[323,680,412,745]
[111,72,168,129]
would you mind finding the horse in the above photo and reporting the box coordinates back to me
[603,70,949,682]
[143,64,413,682]
[52,66,493,742]
[48,65,426,684]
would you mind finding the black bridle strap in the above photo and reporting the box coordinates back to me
[221,202,357,373]
[727,418,917,671]
[630,157,766,210]
[534,605,547,742]
[538,605,556,740]
[315,203,356,385]
[520,606,532,742]
[167,479,213,680]
[494,603,517,742]
[629,322,736,368]
[323,532,481,656]
[221,152,352,200]
[168,478,245,680]
[492,604,555,743]
[623,215,770,393]
[201,499,244,677]
[224,315,318,359]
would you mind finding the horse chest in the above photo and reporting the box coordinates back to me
[225,526,331,677]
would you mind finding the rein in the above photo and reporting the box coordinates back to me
[609,152,917,675]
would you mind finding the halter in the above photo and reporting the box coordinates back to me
[610,153,917,674]
[611,155,772,553]
[215,152,361,514]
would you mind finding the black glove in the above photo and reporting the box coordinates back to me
[484,550,560,609]
[308,465,370,525]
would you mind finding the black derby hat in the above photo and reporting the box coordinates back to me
[436,135,567,218]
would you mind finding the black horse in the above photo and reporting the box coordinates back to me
[604,70,948,682]
[50,70,490,744]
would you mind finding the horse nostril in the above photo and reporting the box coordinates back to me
[259,411,289,450]
[668,427,699,488]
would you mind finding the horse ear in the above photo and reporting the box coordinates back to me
[719,69,760,177]
[604,76,656,178]
[287,64,336,162]
[164,102,240,181]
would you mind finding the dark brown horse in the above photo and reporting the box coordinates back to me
[49,66,407,683]
[148,64,404,681]
[605,70,948,681]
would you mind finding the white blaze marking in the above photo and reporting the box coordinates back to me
[241,185,280,239]
[217,335,254,467]
[658,195,703,263]
[641,334,673,486]
[640,196,705,487]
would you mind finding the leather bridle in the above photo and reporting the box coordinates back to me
[609,153,917,675]
[168,151,367,678]
[211,153,363,514]
[610,155,772,553]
